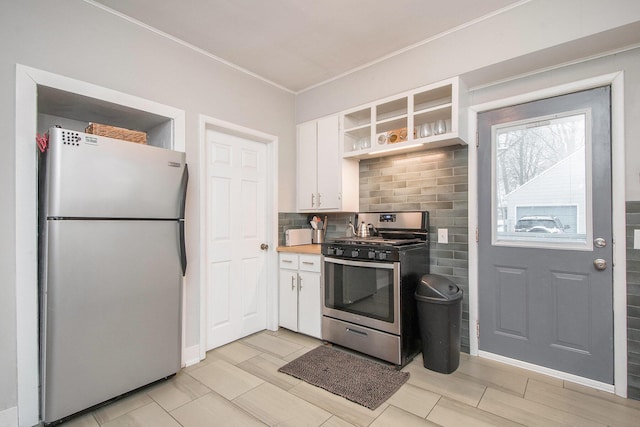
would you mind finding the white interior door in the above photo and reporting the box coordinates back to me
[205,129,268,350]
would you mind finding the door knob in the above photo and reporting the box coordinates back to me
[593,258,607,270]
[594,238,607,248]
[260,243,269,250]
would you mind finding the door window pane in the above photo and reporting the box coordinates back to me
[492,112,590,248]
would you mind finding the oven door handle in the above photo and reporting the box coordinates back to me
[346,327,368,337]
[323,256,395,270]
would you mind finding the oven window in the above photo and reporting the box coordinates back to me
[325,262,394,323]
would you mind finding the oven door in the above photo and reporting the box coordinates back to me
[322,257,400,335]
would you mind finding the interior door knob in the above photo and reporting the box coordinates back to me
[260,243,269,250]
[593,258,607,270]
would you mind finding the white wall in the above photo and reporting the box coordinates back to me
[469,48,640,200]
[295,0,640,200]
[0,0,295,419]
[296,0,640,121]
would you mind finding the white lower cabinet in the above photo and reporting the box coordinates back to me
[278,253,322,339]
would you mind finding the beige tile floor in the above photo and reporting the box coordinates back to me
[61,328,640,427]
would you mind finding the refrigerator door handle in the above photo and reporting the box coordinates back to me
[179,220,187,276]
[178,164,188,276]
[179,163,189,219]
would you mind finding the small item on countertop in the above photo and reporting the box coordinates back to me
[312,228,325,244]
[324,216,328,231]
[285,228,312,246]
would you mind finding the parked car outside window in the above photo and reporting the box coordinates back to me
[514,216,568,233]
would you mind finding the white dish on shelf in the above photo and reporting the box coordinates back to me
[377,133,387,145]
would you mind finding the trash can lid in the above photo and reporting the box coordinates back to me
[415,274,462,302]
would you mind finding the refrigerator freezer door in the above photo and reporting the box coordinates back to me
[44,127,187,219]
[42,220,182,423]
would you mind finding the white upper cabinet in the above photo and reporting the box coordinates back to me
[297,120,319,210]
[316,116,341,209]
[297,115,358,212]
[342,77,468,159]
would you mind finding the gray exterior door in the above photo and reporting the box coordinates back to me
[477,87,613,383]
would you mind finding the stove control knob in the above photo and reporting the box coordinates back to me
[378,252,387,260]
[326,247,336,255]
[351,250,359,258]
[368,251,376,259]
[335,248,344,256]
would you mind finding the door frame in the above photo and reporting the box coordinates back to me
[198,115,279,362]
[467,72,627,396]
[15,64,186,426]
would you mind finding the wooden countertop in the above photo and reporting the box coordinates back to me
[276,244,322,255]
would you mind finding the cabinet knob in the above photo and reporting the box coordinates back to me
[260,243,269,250]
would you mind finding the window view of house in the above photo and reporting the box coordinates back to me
[493,113,588,245]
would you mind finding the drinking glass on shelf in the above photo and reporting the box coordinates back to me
[434,119,446,135]
[420,123,433,138]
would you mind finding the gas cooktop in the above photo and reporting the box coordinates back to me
[329,237,423,246]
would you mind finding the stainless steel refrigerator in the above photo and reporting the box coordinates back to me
[39,127,188,424]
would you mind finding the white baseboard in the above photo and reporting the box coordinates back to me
[478,350,615,393]
[0,406,18,427]
[182,344,202,368]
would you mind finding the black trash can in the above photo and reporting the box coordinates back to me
[415,274,463,374]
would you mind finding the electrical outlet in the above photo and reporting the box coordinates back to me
[635,229,640,250]
[438,228,449,244]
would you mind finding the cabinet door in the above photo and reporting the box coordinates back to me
[316,115,340,210]
[278,268,299,332]
[298,270,322,339]
[297,121,318,210]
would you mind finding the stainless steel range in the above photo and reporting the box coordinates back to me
[321,211,429,367]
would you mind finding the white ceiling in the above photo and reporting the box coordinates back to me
[89,0,522,92]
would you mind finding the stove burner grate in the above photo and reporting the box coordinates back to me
[330,237,423,246]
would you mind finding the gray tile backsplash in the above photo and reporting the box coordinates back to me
[279,146,469,352]
[278,212,354,246]
[279,150,640,397]
[280,145,470,351]
[359,146,470,352]
[627,201,640,400]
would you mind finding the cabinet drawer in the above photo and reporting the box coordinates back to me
[298,255,321,273]
[279,253,299,269]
